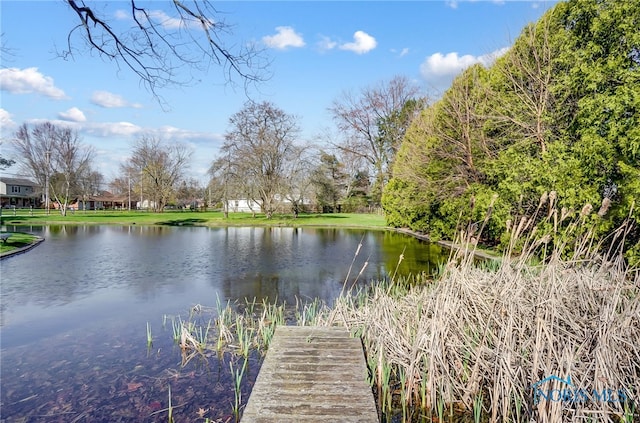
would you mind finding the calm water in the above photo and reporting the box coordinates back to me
[0,225,445,422]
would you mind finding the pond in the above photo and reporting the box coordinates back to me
[0,225,446,422]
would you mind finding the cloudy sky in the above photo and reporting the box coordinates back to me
[0,0,556,184]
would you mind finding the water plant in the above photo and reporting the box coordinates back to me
[146,205,639,422]
[295,296,324,326]
[171,316,182,343]
[167,384,174,423]
[146,322,153,347]
[322,203,640,422]
[230,357,248,422]
[473,393,483,423]
[235,315,254,357]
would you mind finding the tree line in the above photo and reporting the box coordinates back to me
[4,0,636,263]
[382,0,640,264]
[5,75,424,216]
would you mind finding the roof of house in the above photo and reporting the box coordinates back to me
[0,177,38,186]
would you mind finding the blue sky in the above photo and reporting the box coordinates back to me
[0,0,557,185]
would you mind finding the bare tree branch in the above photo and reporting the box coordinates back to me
[62,0,269,104]
[329,75,424,204]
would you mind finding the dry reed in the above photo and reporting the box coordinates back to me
[317,207,639,422]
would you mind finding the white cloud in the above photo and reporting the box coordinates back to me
[114,10,128,20]
[82,121,221,143]
[138,125,222,145]
[0,108,14,130]
[420,47,509,89]
[340,31,377,54]
[86,121,143,138]
[392,47,410,58]
[446,0,505,8]
[262,26,305,50]
[317,36,338,52]
[147,10,185,29]
[0,67,67,99]
[91,91,142,109]
[117,8,206,31]
[58,107,87,123]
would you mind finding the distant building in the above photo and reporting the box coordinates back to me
[68,192,128,210]
[225,199,261,213]
[224,197,313,214]
[0,177,40,208]
[47,191,128,211]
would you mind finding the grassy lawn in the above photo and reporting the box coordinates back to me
[0,209,388,228]
[0,232,40,255]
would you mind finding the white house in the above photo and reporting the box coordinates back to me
[225,199,261,213]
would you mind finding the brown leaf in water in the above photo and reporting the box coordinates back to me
[126,382,143,392]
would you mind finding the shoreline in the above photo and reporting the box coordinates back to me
[392,227,501,261]
[0,236,45,260]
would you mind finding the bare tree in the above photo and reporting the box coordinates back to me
[489,17,557,155]
[0,152,15,170]
[329,75,424,204]
[62,0,268,101]
[76,170,104,210]
[281,144,314,217]
[13,122,95,215]
[220,101,301,219]
[121,136,192,212]
[175,177,203,209]
[209,152,233,217]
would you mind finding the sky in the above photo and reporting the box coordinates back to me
[0,0,557,186]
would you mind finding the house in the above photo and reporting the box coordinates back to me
[224,196,313,214]
[0,177,40,208]
[67,191,128,210]
[50,191,127,211]
[224,199,261,213]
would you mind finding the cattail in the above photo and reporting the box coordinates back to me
[597,197,611,217]
[514,216,528,239]
[548,191,557,212]
[539,191,549,207]
[580,203,593,217]
[560,207,571,222]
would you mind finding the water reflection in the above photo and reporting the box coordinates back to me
[0,224,447,422]
[0,225,445,345]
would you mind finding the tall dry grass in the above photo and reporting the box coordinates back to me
[318,199,640,422]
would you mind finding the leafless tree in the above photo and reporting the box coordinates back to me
[220,101,301,218]
[13,122,95,215]
[175,177,203,209]
[121,136,192,212]
[489,17,557,155]
[77,170,104,210]
[329,75,424,204]
[1,32,16,67]
[281,144,314,217]
[62,0,268,102]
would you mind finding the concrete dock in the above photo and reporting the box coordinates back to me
[241,325,379,422]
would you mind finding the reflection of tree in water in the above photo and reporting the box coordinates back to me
[1,225,450,421]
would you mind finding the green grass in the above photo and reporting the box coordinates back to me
[0,210,385,256]
[0,209,387,228]
[0,232,40,255]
